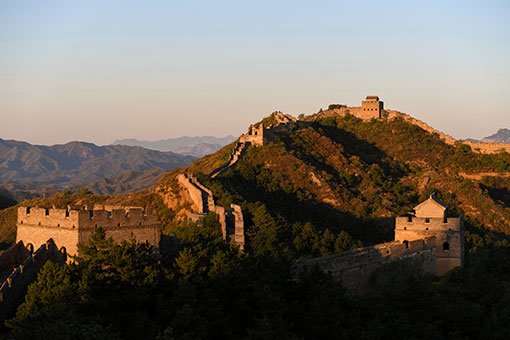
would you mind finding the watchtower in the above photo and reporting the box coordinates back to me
[16,205,160,257]
[394,194,464,275]
[361,95,384,119]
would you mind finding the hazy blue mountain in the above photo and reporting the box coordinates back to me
[482,128,510,143]
[0,139,195,186]
[114,136,236,156]
[174,142,226,158]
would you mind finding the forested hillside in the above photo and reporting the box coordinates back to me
[2,113,510,339]
[157,113,510,259]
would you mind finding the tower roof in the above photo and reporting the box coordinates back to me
[413,193,447,218]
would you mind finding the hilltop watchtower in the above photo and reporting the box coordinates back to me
[16,205,160,257]
[394,194,464,275]
[360,95,384,119]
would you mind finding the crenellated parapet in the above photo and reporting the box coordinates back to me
[239,112,302,147]
[294,237,437,291]
[177,173,246,250]
[16,205,160,257]
[294,195,465,289]
[17,206,157,231]
[0,239,65,320]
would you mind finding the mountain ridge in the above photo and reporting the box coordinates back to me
[114,135,236,156]
[482,128,510,144]
[0,139,195,186]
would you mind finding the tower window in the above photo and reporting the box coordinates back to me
[425,218,430,223]
[443,242,450,251]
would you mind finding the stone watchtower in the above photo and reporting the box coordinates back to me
[16,205,160,257]
[394,194,464,275]
[360,95,384,119]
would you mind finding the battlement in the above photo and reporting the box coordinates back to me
[16,205,160,257]
[0,239,65,320]
[294,237,436,291]
[240,112,302,146]
[17,206,157,230]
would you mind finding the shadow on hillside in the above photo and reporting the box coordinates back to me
[313,123,388,166]
[216,175,395,245]
[480,184,510,209]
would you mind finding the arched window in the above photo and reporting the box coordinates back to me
[403,240,409,249]
[443,242,450,251]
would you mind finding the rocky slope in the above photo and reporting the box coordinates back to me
[482,128,510,143]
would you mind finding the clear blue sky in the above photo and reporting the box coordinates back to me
[0,0,509,145]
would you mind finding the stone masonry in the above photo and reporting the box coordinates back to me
[0,239,65,319]
[294,237,436,291]
[177,174,245,250]
[295,195,464,289]
[394,194,464,276]
[239,112,300,146]
[16,205,160,257]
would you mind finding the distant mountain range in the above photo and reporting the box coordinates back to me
[481,128,510,144]
[114,136,236,157]
[0,168,169,204]
[0,139,195,187]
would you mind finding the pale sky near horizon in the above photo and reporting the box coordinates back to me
[0,0,509,146]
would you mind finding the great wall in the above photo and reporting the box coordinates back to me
[0,95,498,316]
[0,239,65,319]
[318,96,510,154]
[295,194,464,289]
[176,174,245,249]
[294,237,437,291]
[16,205,160,257]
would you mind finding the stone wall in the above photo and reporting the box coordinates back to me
[177,174,246,249]
[294,237,436,291]
[210,142,248,178]
[18,206,158,231]
[386,110,510,154]
[16,224,80,258]
[16,206,159,257]
[395,216,464,275]
[0,242,31,284]
[229,204,245,250]
[0,239,65,320]
[463,140,510,154]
